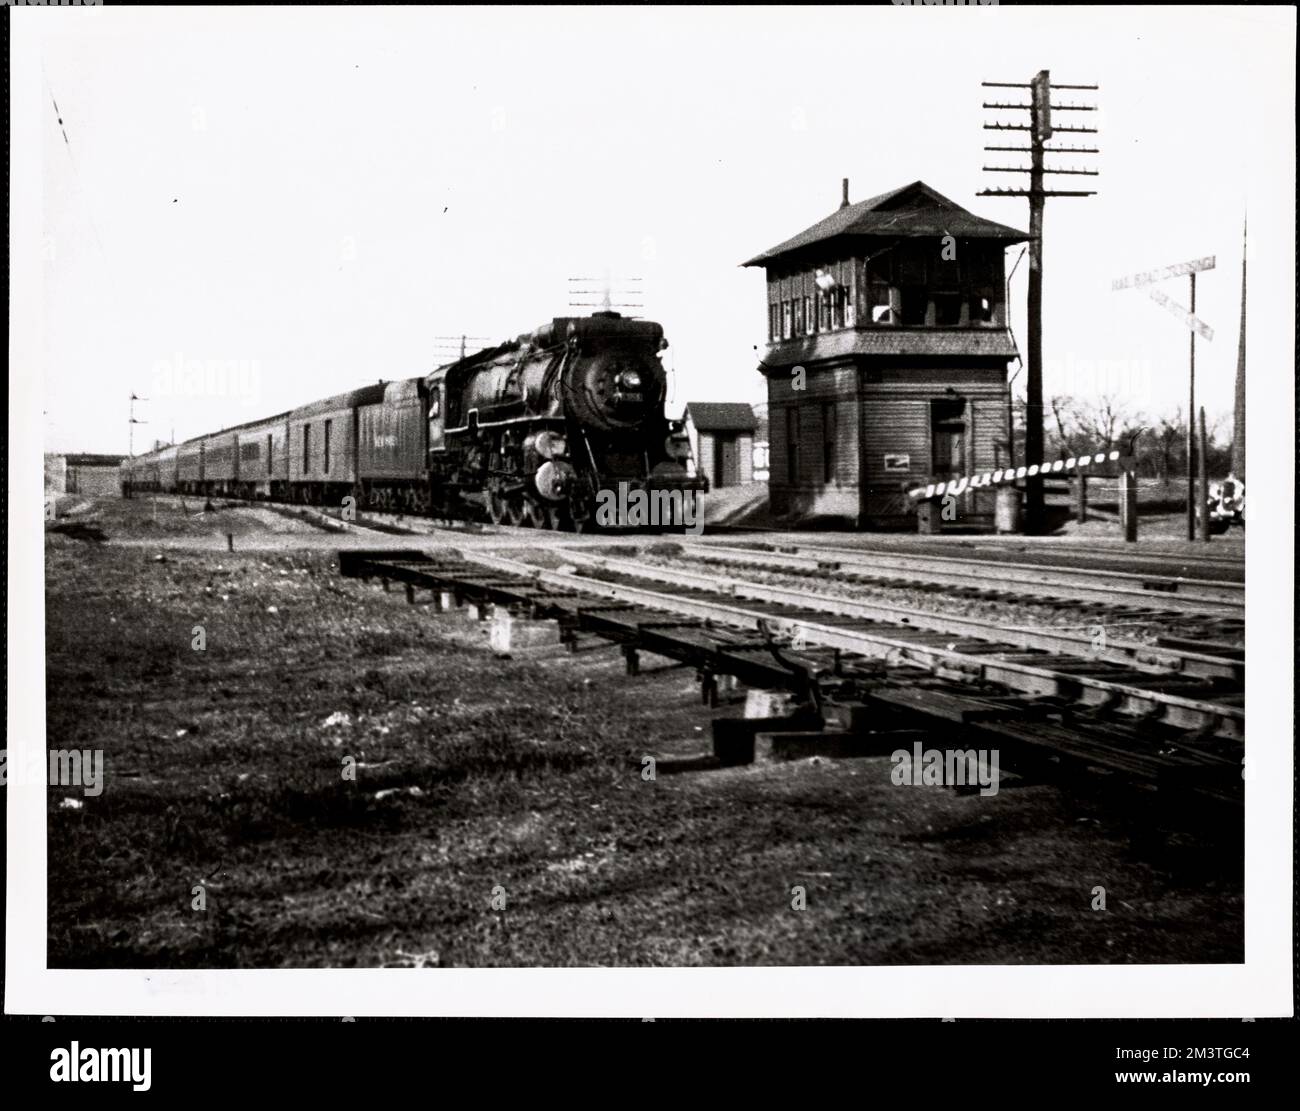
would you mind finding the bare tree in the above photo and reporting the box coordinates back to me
[1047,395,1081,459]
[1154,407,1185,485]
[1073,393,1129,453]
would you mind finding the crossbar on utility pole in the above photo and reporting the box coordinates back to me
[978,70,1099,535]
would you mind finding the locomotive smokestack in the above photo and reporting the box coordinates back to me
[841,178,850,209]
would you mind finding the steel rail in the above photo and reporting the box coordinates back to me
[756,537,1245,573]
[682,542,1244,616]
[461,551,1243,741]
[552,548,1241,681]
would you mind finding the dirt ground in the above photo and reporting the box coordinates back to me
[44,496,1242,967]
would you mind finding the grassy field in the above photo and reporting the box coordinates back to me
[44,498,1242,967]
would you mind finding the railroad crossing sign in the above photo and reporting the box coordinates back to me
[1111,254,1216,291]
[1112,252,1216,540]
[1113,254,1216,340]
[1147,286,1214,341]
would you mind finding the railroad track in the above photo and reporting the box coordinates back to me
[337,548,1243,810]
[486,549,1242,741]
[552,548,1242,682]
[761,536,1245,577]
[680,540,1245,625]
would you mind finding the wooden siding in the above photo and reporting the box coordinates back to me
[764,360,1010,526]
[65,465,121,496]
[697,431,759,487]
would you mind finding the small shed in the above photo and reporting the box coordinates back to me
[63,454,127,496]
[683,402,758,488]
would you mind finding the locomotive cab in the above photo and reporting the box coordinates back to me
[427,368,448,455]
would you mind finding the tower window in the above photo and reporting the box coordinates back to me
[898,246,929,325]
[934,293,963,326]
[866,254,894,324]
[900,288,928,326]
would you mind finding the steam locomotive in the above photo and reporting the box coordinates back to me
[120,311,707,530]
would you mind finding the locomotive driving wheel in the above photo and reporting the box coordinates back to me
[520,499,547,528]
[504,497,527,527]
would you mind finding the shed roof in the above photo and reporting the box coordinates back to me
[685,402,758,432]
[64,453,127,467]
[743,181,1027,267]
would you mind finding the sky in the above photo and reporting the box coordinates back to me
[20,5,1296,453]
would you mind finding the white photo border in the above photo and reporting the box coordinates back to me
[7,3,1294,1019]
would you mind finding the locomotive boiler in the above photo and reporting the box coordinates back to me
[426,311,707,529]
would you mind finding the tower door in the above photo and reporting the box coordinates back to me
[930,398,967,478]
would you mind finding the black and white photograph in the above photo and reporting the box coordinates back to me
[7,2,1295,1043]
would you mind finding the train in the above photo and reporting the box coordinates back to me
[120,311,708,530]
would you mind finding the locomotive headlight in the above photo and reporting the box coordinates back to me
[535,460,576,501]
[618,370,643,390]
[534,430,566,460]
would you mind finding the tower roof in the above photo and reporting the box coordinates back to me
[742,180,1027,267]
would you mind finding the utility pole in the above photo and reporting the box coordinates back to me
[980,71,1099,534]
[1198,406,1210,542]
[431,336,491,365]
[1232,215,1247,480]
[567,276,645,317]
[1186,272,1197,539]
